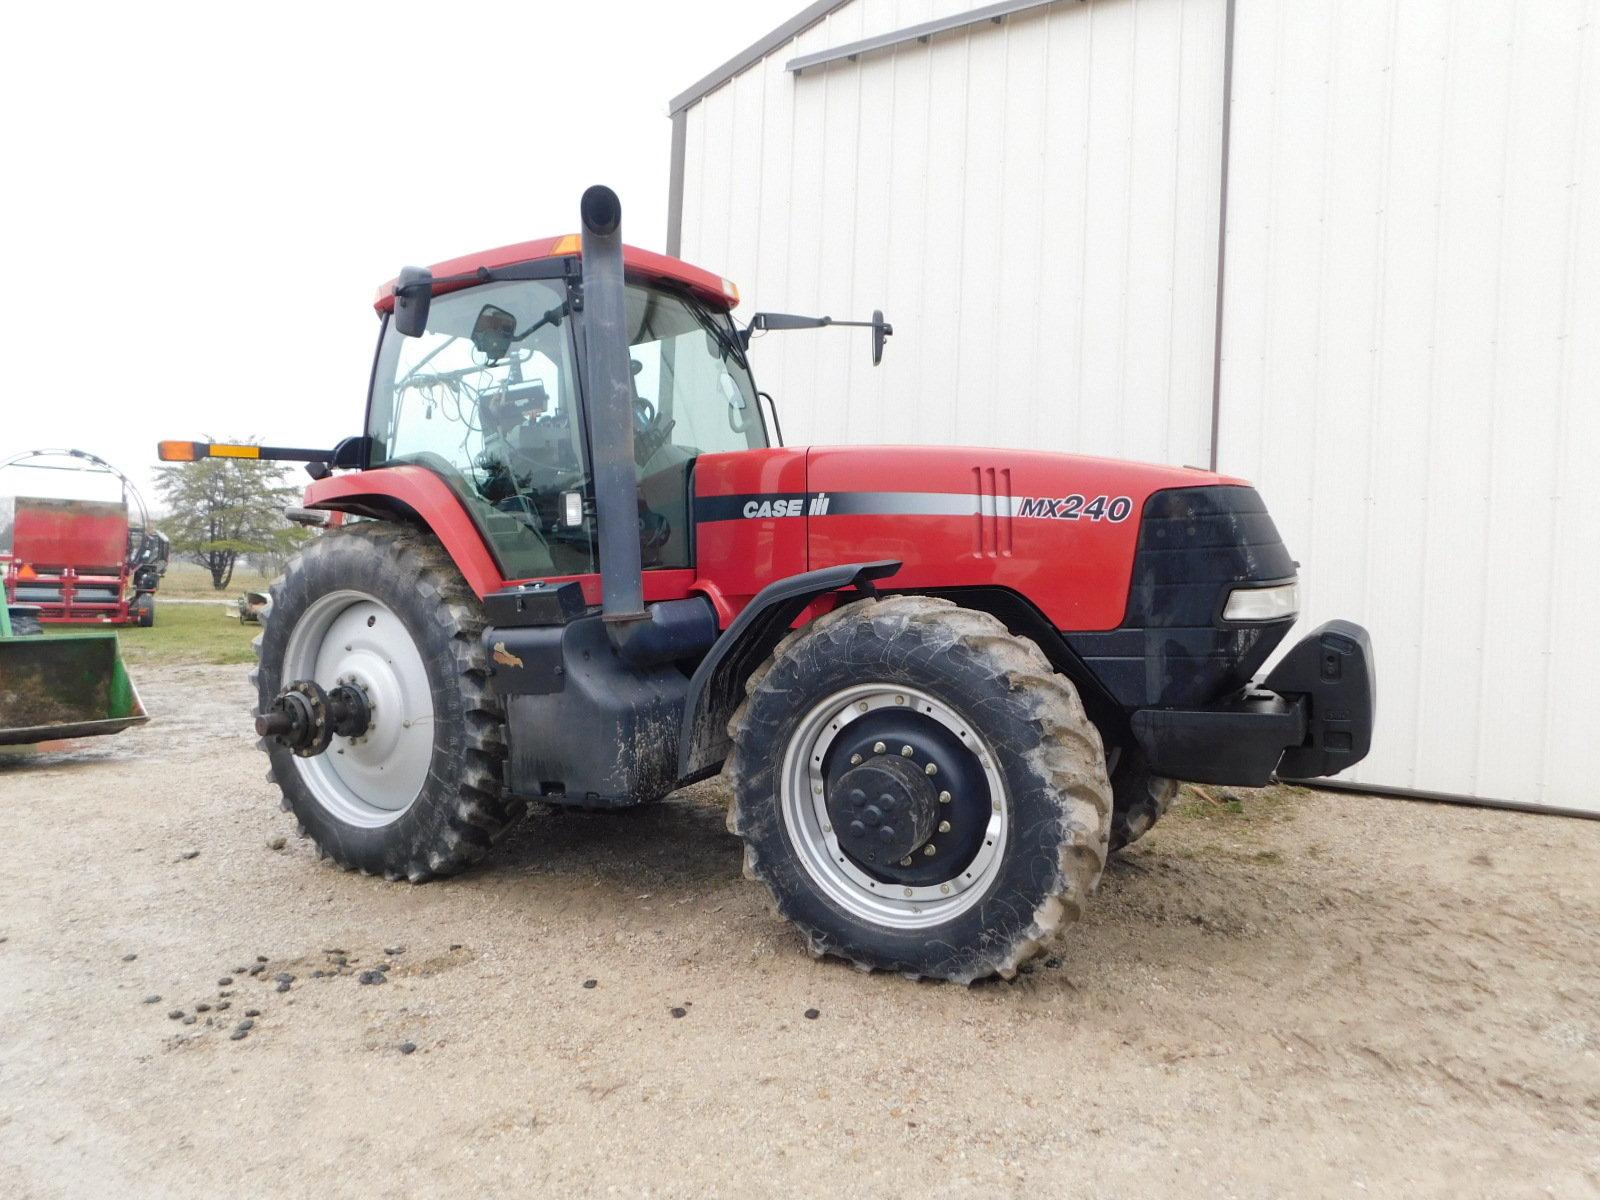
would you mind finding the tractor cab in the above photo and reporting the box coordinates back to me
[365,252,767,582]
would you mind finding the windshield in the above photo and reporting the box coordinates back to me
[367,274,766,579]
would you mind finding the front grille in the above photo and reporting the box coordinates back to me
[1125,487,1296,626]
[1063,486,1298,709]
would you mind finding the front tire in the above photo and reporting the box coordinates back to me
[254,523,519,881]
[1108,746,1180,853]
[727,596,1111,982]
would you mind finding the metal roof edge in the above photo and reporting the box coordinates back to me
[667,0,854,116]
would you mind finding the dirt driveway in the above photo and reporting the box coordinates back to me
[1,664,1596,1199]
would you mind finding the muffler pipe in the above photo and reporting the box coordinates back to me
[578,184,648,629]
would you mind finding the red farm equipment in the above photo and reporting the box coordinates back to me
[159,186,1375,982]
[1,450,169,627]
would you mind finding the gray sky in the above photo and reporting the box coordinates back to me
[0,0,797,506]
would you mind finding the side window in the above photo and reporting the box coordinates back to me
[626,286,766,570]
[368,278,596,580]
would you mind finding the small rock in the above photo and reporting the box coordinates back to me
[804,1008,820,1020]
[449,943,462,951]
[274,972,295,984]
[256,955,269,963]
[582,979,598,989]
[1045,957,1062,969]
[670,1007,687,1019]
[237,1018,254,1032]
[229,1028,248,1041]
[218,976,233,986]
[276,981,291,993]
[178,849,200,860]
[358,970,386,986]
[143,994,161,1005]
[121,953,137,962]
[399,1042,417,1055]
[384,946,404,956]
[311,970,327,979]
[216,1001,230,1011]
[244,1009,260,1018]
[267,836,286,851]
[195,1002,211,1012]
[181,1015,197,1025]
[167,1009,184,1020]
[1018,962,1036,975]
[323,948,347,955]
[234,966,248,974]
[374,962,391,973]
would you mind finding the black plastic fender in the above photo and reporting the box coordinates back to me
[676,560,901,780]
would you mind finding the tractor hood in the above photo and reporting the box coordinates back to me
[692,445,1261,633]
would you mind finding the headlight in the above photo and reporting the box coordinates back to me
[1223,581,1300,622]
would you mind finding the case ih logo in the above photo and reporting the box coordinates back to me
[742,493,832,519]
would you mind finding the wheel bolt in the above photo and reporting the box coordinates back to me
[872,741,886,754]
[900,745,914,757]
[939,791,951,804]
[938,820,951,834]
[923,844,936,857]
[900,856,912,867]
[925,762,938,776]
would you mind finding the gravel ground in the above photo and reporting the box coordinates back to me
[1,664,1596,1199]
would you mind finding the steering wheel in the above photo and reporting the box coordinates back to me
[633,397,674,465]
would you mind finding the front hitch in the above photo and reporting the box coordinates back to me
[256,679,371,758]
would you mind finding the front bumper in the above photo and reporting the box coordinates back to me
[1129,620,1375,787]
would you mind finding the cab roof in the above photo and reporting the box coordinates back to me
[373,237,739,314]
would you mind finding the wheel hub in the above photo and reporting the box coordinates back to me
[782,684,1011,930]
[827,754,938,866]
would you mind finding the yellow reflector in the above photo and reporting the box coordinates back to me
[551,234,581,256]
[156,440,199,462]
[722,278,740,307]
[209,444,261,459]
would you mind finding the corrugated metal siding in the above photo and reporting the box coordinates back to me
[677,0,1598,813]
[679,0,1228,469]
[1219,0,1600,811]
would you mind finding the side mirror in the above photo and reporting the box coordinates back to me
[393,265,433,338]
[870,309,893,366]
[471,304,518,361]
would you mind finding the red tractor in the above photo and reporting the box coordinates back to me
[161,187,1373,982]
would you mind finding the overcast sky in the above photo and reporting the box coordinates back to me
[0,0,797,507]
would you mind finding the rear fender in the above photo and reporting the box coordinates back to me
[302,467,502,598]
[677,560,900,781]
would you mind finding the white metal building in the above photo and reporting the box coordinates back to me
[667,0,1600,816]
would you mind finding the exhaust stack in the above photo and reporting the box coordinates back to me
[578,185,647,629]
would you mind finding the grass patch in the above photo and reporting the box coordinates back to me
[1170,784,1304,828]
[157,562,275,599]
[44,602,257,667]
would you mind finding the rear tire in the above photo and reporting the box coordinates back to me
[132,594,154,627]
[727,595,1111,983]
[254,523,519,881]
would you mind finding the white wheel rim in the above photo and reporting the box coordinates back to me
[280,590,434,827]
[779,683,1009,930]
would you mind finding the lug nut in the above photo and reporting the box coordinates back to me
[923,844,936,857]
[938,820,951,834]
[900,745,914,757]
[939,791,951,804]
[873,741,886,754]
[900,856,912,867]
[850,753,862,765]
[925,762,938,776]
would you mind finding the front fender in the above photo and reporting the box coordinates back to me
[677,560,901,780]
